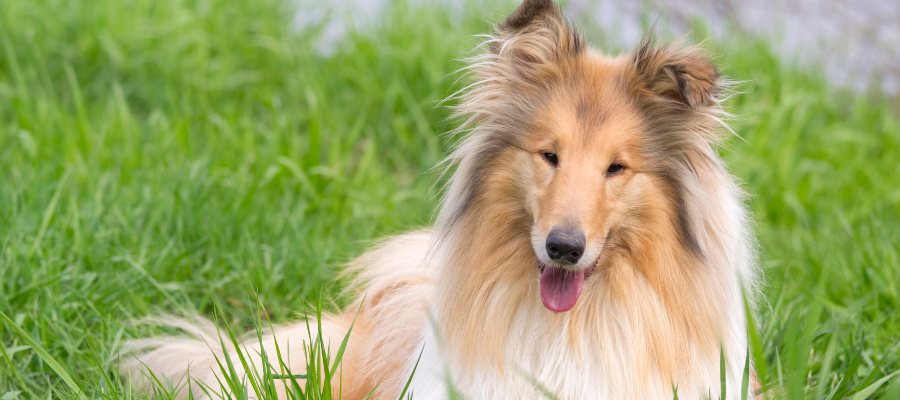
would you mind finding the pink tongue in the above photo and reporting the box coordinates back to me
[539,267,585,312]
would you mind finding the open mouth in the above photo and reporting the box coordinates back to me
[538,260,598,313]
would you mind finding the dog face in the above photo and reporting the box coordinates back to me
[444,0,725,313]
[522,75,659,312]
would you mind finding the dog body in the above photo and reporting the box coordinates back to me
[124,1,758,399]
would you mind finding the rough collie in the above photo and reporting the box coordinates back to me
[124,0,759,398]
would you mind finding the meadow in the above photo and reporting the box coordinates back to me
[1,0,899,398]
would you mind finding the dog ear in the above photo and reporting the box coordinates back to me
[633,37,723,110]
[489,0,583,82]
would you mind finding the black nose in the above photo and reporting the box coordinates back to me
[545,228,585,265]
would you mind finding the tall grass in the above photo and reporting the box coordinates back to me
[0,0,898,398]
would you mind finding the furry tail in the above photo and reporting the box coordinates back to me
[120,231,436,400]
[120,316,229,397]
[120,313,359,399]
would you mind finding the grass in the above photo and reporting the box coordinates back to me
[0,0,899,398]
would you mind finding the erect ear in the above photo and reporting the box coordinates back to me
[488,0,584,82]
[633,37,723,110]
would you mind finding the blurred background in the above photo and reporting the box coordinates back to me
[297,0,900,94]
[0,0,898,398]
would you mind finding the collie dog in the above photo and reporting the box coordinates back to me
[124,0,759,398]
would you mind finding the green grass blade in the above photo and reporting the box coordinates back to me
[775,348,784,395]
[0,310,84,399]
[741,349,750,400]
[221,311,263,399]
[397,347,425,400]
[330,294,366,377]
[720,345,727,400]
[29,170,68,257]
[881,377,900,400]
[822,378,843,400]
[742,288,766,384]
[814,330,839,399]
[0,337,37,398]
[849,371,900,400]
[513,365,561,400]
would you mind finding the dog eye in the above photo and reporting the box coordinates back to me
[607,163,624,175]
[543,152,559,167]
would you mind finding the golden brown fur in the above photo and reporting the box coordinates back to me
[123,1,759,398]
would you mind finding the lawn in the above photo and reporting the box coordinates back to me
[1,0,899,398]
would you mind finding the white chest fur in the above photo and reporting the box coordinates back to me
[404,297,749,400]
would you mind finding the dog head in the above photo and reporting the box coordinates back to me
[439,0,729,313]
